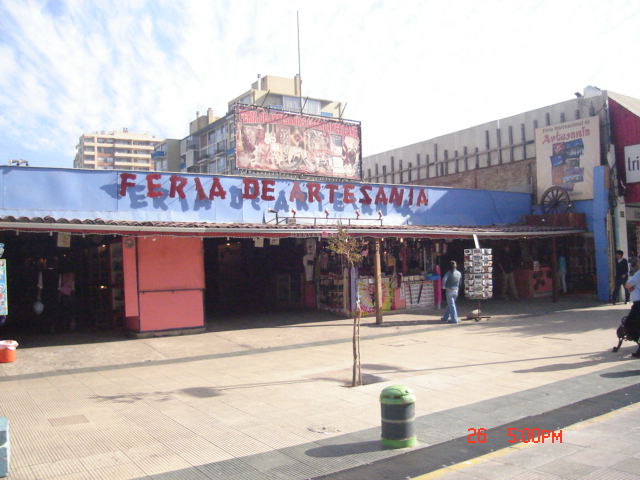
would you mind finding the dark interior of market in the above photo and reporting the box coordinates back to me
[0,229,597,345]
[0,231,123,339]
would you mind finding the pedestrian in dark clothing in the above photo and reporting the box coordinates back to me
[611,250,629,304]
[624,261,640,358]
[440,261,462,324]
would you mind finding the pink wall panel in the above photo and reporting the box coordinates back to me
[609,99,640,200]
[138,290,204,331]
[131,236,205,332]
[137,237,204,291]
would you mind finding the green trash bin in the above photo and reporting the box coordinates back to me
[380,385,417,448]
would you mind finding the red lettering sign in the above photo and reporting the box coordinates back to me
[374,186,388,205]
[325,184,340,203]
[209,177,226,200]
[261,179,275,201]
[146,174,163,198]
[307,183,322,203]
[243,178,259,199]
[389,187,404,206]
[359,185,372,205]
[119,173,137,197]
[343,184,356,204]
[290,182,306,202]
[169,175,187,199]
[417,189,428,206]
[194,177,207,201]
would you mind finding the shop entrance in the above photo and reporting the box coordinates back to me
[203,237,306,315]
[0,231,125,340]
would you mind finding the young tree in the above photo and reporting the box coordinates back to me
[327,226,367,386]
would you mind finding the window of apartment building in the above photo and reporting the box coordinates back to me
[155,159,168,171]
[97,147,114,154]
[283,95,302,112]
[302,99,321,116]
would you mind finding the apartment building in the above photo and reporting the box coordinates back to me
[74,129,161,171]
[181,74,344,174]
[152,139,181,172]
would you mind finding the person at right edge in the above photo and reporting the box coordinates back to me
[441,260,462,324]
[611,249,629,304]
[624,260,640,358]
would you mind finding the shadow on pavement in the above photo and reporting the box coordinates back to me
[601,369,640,378]
[305,440,382,457]
[513,351,630,373]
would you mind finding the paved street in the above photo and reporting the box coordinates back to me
[0,296,639,479]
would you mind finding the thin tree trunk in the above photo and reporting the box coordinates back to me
[351,260,362,387]
[352,314,358,386]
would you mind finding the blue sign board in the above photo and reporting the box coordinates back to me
[0,166,531,227]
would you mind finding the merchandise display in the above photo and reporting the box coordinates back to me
[464,248,493,299]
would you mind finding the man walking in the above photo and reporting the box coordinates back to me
[611,250,629,304]
[441,260,462,324]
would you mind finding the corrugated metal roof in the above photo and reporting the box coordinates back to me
[0,215,585,239]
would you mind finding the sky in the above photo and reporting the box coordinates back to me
[1,0,640,169]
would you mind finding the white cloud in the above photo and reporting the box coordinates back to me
[0,0,640,167]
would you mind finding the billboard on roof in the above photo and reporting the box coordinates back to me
[235,104,362,180]
[535,116,600,200]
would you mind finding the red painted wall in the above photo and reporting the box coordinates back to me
[128,236,205,332]
[609,98,640,202]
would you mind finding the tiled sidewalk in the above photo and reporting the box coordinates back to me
[0,297,638,479]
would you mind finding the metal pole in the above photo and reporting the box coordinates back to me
[374,239,383,324]
[296,11,302,112]
[551,236,558,303]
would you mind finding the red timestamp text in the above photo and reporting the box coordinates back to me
[467,427,563,444]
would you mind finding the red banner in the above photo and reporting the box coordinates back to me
[235,105,361,180]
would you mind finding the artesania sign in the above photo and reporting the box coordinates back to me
[534,116,600,201]
[118,173,428,209]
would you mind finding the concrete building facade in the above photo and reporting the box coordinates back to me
[74,129,161,171]
[362,87,640,301]
[362,87,610,200]
[152,139,181,172]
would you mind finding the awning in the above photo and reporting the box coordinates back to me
[0,215,585,239]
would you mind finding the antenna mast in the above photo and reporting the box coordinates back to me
[297,11,302,113]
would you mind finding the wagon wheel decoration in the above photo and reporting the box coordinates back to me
[540,186,571,214]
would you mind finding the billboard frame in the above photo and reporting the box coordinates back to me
[234,104,362,181]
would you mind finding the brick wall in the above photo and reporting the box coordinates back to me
[414,159,535,195]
